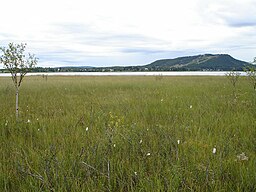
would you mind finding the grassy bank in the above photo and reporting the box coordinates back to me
[1,76,255,191]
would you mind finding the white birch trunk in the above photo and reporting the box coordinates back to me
[16,87,19,120]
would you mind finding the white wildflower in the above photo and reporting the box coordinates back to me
[134,172,138,176]
[212,147,217,154]
[139,139,143,144]
[113,144,116,148]
[177,140,180,145]
[146,152,151,156]
[27,119,31,123]
[146,128,149,131]
[190,105,193,109]
[5,120,8,126]
[37,118,39,121]
[38,129,40,131]
[236,152,248,161]
[85,127,89,131]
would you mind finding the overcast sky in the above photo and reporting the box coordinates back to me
[0,0,256,67]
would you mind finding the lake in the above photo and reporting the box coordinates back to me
[0,71,247,77]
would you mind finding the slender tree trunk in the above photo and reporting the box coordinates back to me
[107,160,111,191]
[16,87,19,120]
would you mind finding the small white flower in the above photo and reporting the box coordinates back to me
[190,105,193,109]
[146,128,149,131]
[177,140,180,145]
[36,118,39,121]
[27,119,31,123]
[212,147,217,154]
[146,152,151,156]
[113,144,116,147]
[236,152,248,161]
[139,139,143,144]
[161,99,164,102]
[5,120,8,126]
[38,129,40,131]
[134,172,138,176]
[85,127,89,131]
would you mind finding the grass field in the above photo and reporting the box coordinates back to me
[0,75,255,191]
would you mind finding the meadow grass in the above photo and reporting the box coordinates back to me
[0,75,255,191]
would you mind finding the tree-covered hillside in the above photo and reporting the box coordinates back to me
[145,54,252,71]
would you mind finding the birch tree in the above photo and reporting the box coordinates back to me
[0,43,38,120]
[245,57,256,91]
[226,70,240,99]
[246,67,256,91]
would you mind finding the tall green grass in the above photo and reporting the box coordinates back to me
[0,76,255,191]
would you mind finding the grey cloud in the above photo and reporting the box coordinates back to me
[54,22,93,35]
[0,33,12,39]
[52,22,166,46]
[42,22,173,66]
[121,48,171,54]
[225,20,256,28]
[197,1,256,28]
[39,50,86,62]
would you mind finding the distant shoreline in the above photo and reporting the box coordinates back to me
[0,71,247,77]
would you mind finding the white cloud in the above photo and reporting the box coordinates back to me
[0,0,256,67]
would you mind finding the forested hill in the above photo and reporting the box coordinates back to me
[144,54,252,71]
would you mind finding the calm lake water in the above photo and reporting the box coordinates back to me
[0,71,247,77]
